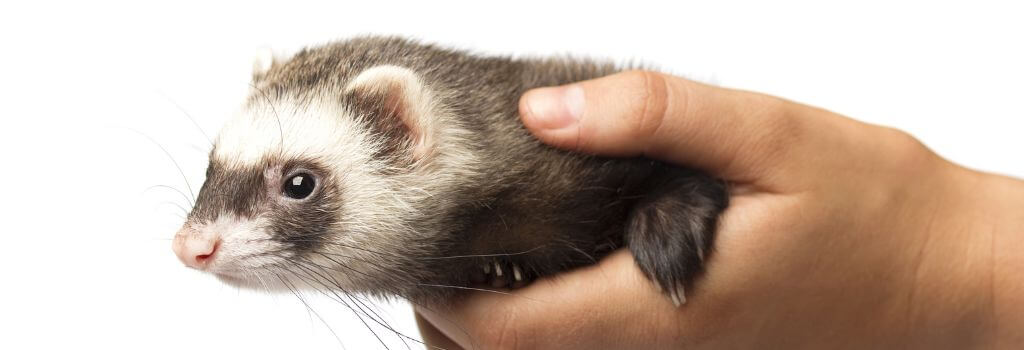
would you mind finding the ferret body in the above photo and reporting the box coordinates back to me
[173,36,728,306]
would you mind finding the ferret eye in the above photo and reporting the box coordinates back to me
[283,173,316,199]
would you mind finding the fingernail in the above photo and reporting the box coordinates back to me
[523,85,584,130]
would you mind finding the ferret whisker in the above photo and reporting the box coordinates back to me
[269,237,404,256]
[314,240,549,260]
[157,91,214,146]
[272,239,550,262]
[414,283,544,302]
[299,252,381,280]
[261,251,391,288]
[317,271,427,350]
[124,127,196,203]
[310,251,396,280]
[288,263,391,350]
[243,248,385,275]
[273,271,316,319]
[555,238,598,264]
[252,270,272,293]
[153,200,190,218]
[141,184,195,208]
[304,241,404,257]
[274,270,349,350]
[293,261,416,350]
[235,249,283,262]
[344,294,416,350]
[419,244,550,260]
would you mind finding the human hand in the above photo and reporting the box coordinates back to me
[416,71,1024,349]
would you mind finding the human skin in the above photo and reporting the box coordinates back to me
[415,71,1024,349]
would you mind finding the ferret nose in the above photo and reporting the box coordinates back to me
[172,228,220,269]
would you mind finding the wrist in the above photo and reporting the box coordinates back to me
[973,170,1024,347]
[911,166,1024,348]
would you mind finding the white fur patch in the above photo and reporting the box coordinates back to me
[199,214,281,276]
[214,99,372,168]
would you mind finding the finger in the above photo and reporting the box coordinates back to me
[519,71,864,185]
[415,251,696,350]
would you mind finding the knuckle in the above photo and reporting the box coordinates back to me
[620,70,670,142]
[886,127,929,157]
[878,126,938,173]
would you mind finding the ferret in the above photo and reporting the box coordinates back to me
[172,36,728,307]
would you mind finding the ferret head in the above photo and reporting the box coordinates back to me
[172,60,480,298]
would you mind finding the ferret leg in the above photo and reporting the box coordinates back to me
[624,169,728,306]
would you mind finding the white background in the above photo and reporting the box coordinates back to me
[1,1,1021,349]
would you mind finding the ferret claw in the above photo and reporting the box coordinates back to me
[480,260,531,289]
[670,284,687,307]
[490,261,508,288]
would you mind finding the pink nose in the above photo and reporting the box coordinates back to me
[172,228,220,269]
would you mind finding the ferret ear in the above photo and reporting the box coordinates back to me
[344,65,437,161]
[251,47,283,78]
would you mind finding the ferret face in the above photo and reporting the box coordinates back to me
[172,99,385,291]
[172,65,473,295]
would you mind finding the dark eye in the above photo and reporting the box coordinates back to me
[283,173,316,199]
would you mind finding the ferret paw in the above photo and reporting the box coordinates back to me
[625,170,728,307]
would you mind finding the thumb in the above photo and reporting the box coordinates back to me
[519,71,851,185]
